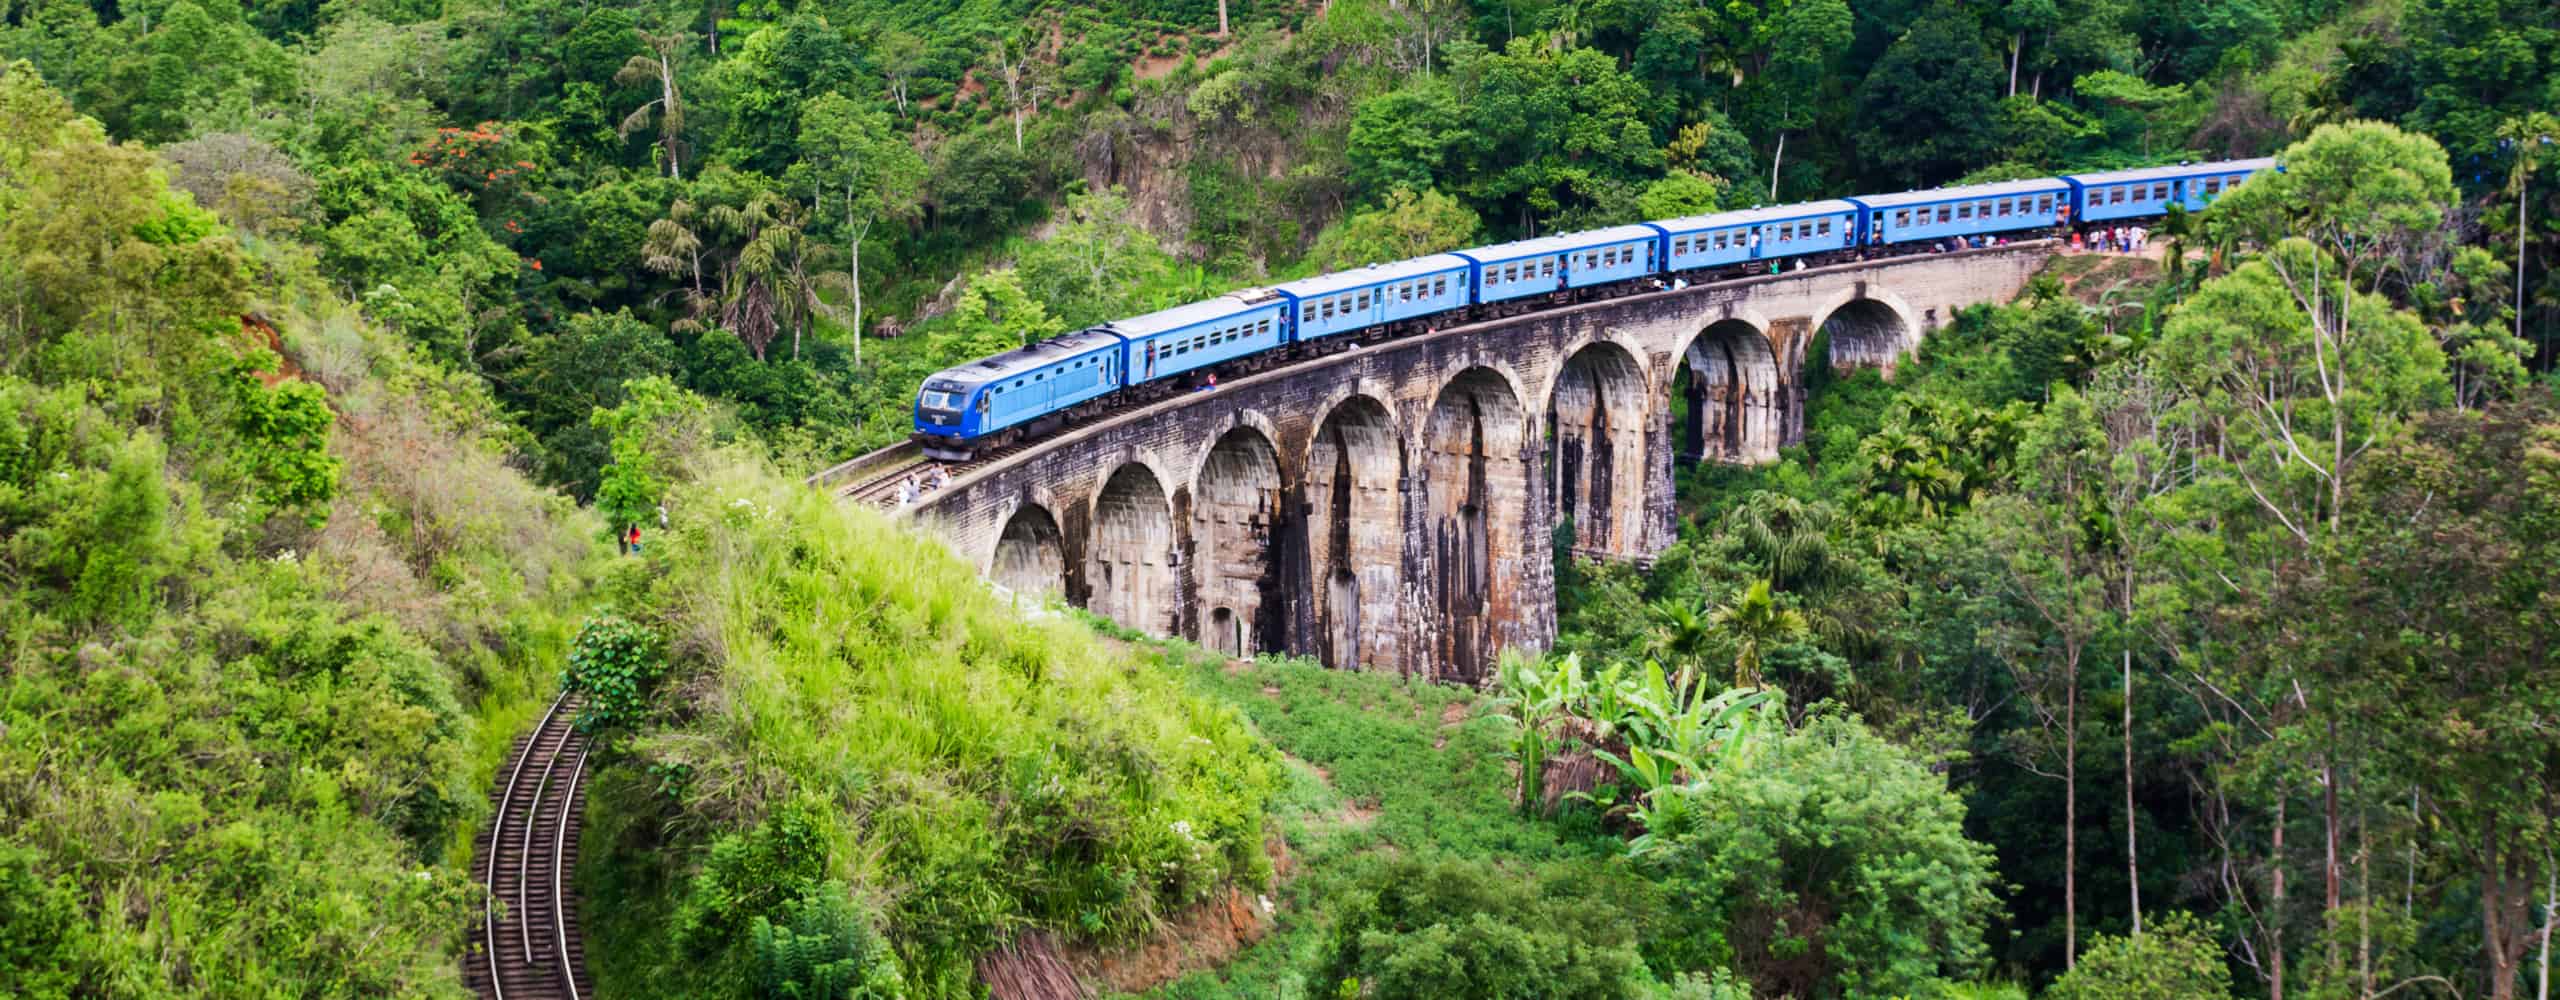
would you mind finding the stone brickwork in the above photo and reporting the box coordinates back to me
[901,245,2050,683]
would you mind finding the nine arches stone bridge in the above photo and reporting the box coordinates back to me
[845,243,2051,684]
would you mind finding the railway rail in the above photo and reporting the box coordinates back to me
[466,694,593,1000]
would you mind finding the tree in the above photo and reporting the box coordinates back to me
[2046,912,2234,1000]
[591,376,712,538]
[1981,388,2116,969]
[1644,713,1998,998]
[941,268,1059,357]
[1346,80,1464,200]
[1635,171,1723,221]
[616,29,690,179]
[790,93,925,366]
[2311,405,2560,1000]
[1706,580,1806,690]
[1014,187,1171,328]
[875,30,926,118]
[1306,187,1481,270]
[1852,4,2004,188]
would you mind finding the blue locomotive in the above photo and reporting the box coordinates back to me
[913,157,2274,460]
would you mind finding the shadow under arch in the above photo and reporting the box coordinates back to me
[1544,340,1650,560]
[1088,462,1174,635]
[1191,425,1288,657]
[1305,393,1403,672]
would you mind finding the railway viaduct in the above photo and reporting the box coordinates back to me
[860,244,2052,684]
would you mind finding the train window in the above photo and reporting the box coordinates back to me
[2152,183,2169,200]
[1355,292,1370,310]
[1435,276,1450,296]
[1937,206,1952,223]
[1818,219,1832,236]
[1320,299,1334,318]
[1302,305,1316,323]
[1259,319,1272,336]
[1995,200,2010,217]
[1956,204,1972,220]
[2038,195,2053,213]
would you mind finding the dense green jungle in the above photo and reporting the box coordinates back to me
[3,0,2558,996]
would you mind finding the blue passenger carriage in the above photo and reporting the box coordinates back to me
[1454,225,1660,306]
[1275,254,1472,343]
[2063,157,2276,220]
[1110,293,1290,388]
[913,328,1125,459]
[1849,178,2070,247]
[1653,200,1860,273]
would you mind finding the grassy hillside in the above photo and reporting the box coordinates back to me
[576,453,1281,998]
[0,63,603,995]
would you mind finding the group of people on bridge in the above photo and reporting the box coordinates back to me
[898,464,951,506]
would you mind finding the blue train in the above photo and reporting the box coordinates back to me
[913,157,2275,459]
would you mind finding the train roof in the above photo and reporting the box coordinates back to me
[1272,255,1473,298]
[2062,157,2278,185]
[1453,224,1663,264]
[924,328,1124,389]
[1651,199,1862,233]
[1849,177,2071,209]
[1103,294,1281,339]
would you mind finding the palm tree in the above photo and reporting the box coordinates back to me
[616,30,690,179]
[1644,597,1719,696]
[640,198,712,328]
[1707,580,1808,690]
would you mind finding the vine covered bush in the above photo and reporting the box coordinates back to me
[562,613,666,733]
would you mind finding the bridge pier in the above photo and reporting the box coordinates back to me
[899,246,2050,684]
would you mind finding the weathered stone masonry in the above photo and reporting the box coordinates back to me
[904,246,2050,683]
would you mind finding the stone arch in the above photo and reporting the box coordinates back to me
[1088,462,1176,635]
[1544,339,1650,560]
[1305,394,1403,672]
[1814,294,1920,374]
[1190,425,1287,657]
[1420,366,1537,685]
[1673,319,1784,465]
[988,501,1066,602]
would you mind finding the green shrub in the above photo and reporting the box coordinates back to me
[562,613,666,733]
[2043,913,2231,1000]
[1639,712,1999,998]
[1316,856,1662,1000]
[751,884,906,1000]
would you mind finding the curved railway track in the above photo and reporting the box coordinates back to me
[466,694,593,1000]
[839,437,1037,508]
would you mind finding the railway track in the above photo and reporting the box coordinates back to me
[841,438,1037,509]
[466,694,593,1000]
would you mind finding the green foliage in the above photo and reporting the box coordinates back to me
[1306,186,1481,271]
[1316,856,1661,1000]
[1640,713,1999,998]
[751,884,906,1000]
[591,375,713,535]
[230,359,344,518]
[583,456,1279,997]
[562,614,666,733]
[2043,913,2232,1000]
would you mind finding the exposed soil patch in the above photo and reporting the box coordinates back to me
[1067,888,1273,995]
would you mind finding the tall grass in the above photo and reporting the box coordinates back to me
[583,456,1279,998]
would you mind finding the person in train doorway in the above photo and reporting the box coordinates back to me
[1144,341,1157,379]
[1747,229,1762,259]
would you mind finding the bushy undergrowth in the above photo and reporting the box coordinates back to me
[0,64,602,994]
[579,456,1280,998]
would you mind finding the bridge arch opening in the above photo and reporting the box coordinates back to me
[1545,342,1649,560]
[1423,367,1532,685]
[989,502,1066,602]
[1307,395,1403,671]
[1818,298,1914,373]
[1191,427,1287,657]
[1674,320,1782,465]
[1088,462,1175,635]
